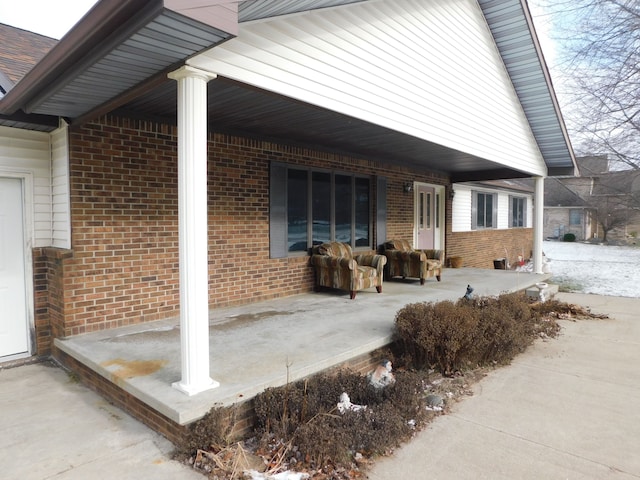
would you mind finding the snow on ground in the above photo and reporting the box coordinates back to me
[543,240,640,298]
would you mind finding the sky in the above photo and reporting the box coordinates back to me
[0,0,99,39]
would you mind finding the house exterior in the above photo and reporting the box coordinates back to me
[544,176,596,241]
[544,155,640,242]
[451,178,536,267]
[1,0,575,394]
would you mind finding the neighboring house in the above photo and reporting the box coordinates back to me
[0,24,57,98]
[544,176,596,240]
[0,0,575,401]
[544,155,640,241]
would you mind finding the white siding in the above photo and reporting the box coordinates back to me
[452,184,533,232]
[51,124,71,249]
[190,0,546,176]
[0,126,52,248]
[451,186,472,232]
[497,194,510,230]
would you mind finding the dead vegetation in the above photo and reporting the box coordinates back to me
[176,292,607,479]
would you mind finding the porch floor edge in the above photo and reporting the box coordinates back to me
[52,268,551,427]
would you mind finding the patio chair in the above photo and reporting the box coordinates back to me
[310,242,387,299]
[382,239,443,284]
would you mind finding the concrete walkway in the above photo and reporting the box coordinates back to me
[369,293,640,479]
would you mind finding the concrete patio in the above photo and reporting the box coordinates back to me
[54,267,551,427]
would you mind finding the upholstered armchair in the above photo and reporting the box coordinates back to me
[382,239,443,284]
[310,242,387,299]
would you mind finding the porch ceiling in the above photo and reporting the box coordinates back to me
[116,77,511,179]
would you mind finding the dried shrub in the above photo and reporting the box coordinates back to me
[180,403,238,455]
[466,292,536,365]
[395,292,562,375]
[252,369,428,471]
[394,300,478,374]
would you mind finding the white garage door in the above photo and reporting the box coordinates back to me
[0,177,29,358]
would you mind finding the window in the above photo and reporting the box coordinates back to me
[569,209,582,226]
[472,191,496,229]
[510,196,526,228]
[276,165,371,254]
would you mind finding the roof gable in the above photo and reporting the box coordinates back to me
[191,0,551,177]
[544,177,588,207]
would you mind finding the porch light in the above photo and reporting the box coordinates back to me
[403,182,413,194]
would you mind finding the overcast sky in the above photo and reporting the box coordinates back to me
[0,0,98,39]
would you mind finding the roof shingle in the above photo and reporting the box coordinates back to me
[0,23,57,88]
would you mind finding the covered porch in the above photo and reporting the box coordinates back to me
[53,267,551,438]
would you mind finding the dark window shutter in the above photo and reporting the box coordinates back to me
[376,176,387,249]
[270,162,287,258]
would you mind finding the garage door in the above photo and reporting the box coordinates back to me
[0,177,29,358]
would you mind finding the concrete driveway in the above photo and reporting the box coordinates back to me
[0,361,201,480]
[368,293,640,479]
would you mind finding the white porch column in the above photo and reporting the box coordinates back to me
[169,65,219,396]
[533,176,545,274]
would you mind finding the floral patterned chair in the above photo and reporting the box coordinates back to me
[382,239,443,284]
[310,242,387,299]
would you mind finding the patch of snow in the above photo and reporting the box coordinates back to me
[543,241,640,298]
[245,470,310,480]
[337,392,366,414]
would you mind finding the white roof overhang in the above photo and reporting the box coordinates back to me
[0,0,576,180]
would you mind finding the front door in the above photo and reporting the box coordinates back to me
[0,177,29,358]
[415,184,435,249]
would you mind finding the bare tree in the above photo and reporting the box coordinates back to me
[585,195,635,242]
[535,0,640,169]
[559,166,640,241]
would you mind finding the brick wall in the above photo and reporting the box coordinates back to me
[53,342,392,443]
[35,111,535,345]
[32,247,73,355]
[51,115,447,336]
[445,228,534,269]
[32,248,50,355]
